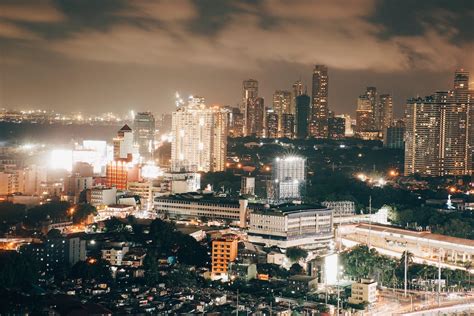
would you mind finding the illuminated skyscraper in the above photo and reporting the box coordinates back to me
[281,113,295,139]
[133,112,155,161]
[266,110,279,138]
[273,90,292,136]
[242,79,259,136]
[404,71,473,176]
[378,94,393,131]
[291,80,304,115]
[355,95,374,137]
[310,65,329,138]
[366,86,377,116]
[246,97,265,137]
[171,96,228,172]
[295,94,310,139]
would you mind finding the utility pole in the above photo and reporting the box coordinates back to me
[236,289,239,315]
[368,195,372,248]
[438,253,441,307]
[404,250,408,297]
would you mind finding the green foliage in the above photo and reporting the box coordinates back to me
[289,263,304,275]
[46,228,62,239]
[69,259,111,282]
[0,252,38,288]
[24,201,71,226]
[72,203,97,224]
[392,206,474,240]
[286,247,308,262]
[256,263,289,279]
[148,219,209,267]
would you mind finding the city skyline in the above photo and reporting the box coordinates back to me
[1,0,473,117]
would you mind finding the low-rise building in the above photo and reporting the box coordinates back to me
[349,278,377,305]
[211,237,238,279]
[322,201,355,217]
[90,187,117,207]
[102,246,130,266]
[248,203,333,250]
[154,193,249,228]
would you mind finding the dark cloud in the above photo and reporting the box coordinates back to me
[0,0,472,118]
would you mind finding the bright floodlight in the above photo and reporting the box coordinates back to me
[50,149,73,171]
[141,163,163,179]
[324,253,339,285]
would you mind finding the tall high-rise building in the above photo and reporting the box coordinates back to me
[378,94,393,131]
[171,96,228,173]
[266,110,279,139]
[310,65,329,138]
[133,112,155,161]
[242,79,259,136]
[113,124,134,161]
[273,90,292,136]
[383,120,405,149]
[281,113,295,139]
[355,95,374,136]
[295,94,310,139]
[404,71,473,176]
[227,107,245,137]
[291,80,304,115]
[454,69,469,91]
[328,116,346,139]
[246,97,265,137]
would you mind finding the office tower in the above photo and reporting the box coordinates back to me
[171,96,228,172]
[383,120,405,149]
[133,112,155,161]
[310,65,329,138]
[335,114,354,137]
[378,94,393,131]
[404,71,473,176]
[454,69,469,91]
[242,79,259,136]
[355,95,375,136]
[227,107,245,137]
[266,110,279,138]
[212,108,229,171]
[269,155,306,202]
[273,90,292,136]
[295,94,311,139]
[366,87,377,130]
[246,97,265,137]
[281,113,295,139]
[158,113,172,135]
[291,80,304,115]
[113,124,134,161]
[328,116,346,139]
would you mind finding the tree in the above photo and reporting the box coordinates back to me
[464,261,472,288]
[286,247,308,262]
[72,203,97,224]
[46,228,62,239]
[70,259,111,282]
[289,263,304,275]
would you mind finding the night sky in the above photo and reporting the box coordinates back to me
[0,0,473,117]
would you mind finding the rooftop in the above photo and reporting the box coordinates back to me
[253,203,329,215]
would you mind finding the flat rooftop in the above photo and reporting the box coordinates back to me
[356,223,474,248]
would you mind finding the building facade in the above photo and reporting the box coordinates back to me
[248,204,333,249]
[310,65,329,138]
[171,97,228,173]
[133,112,155,161]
